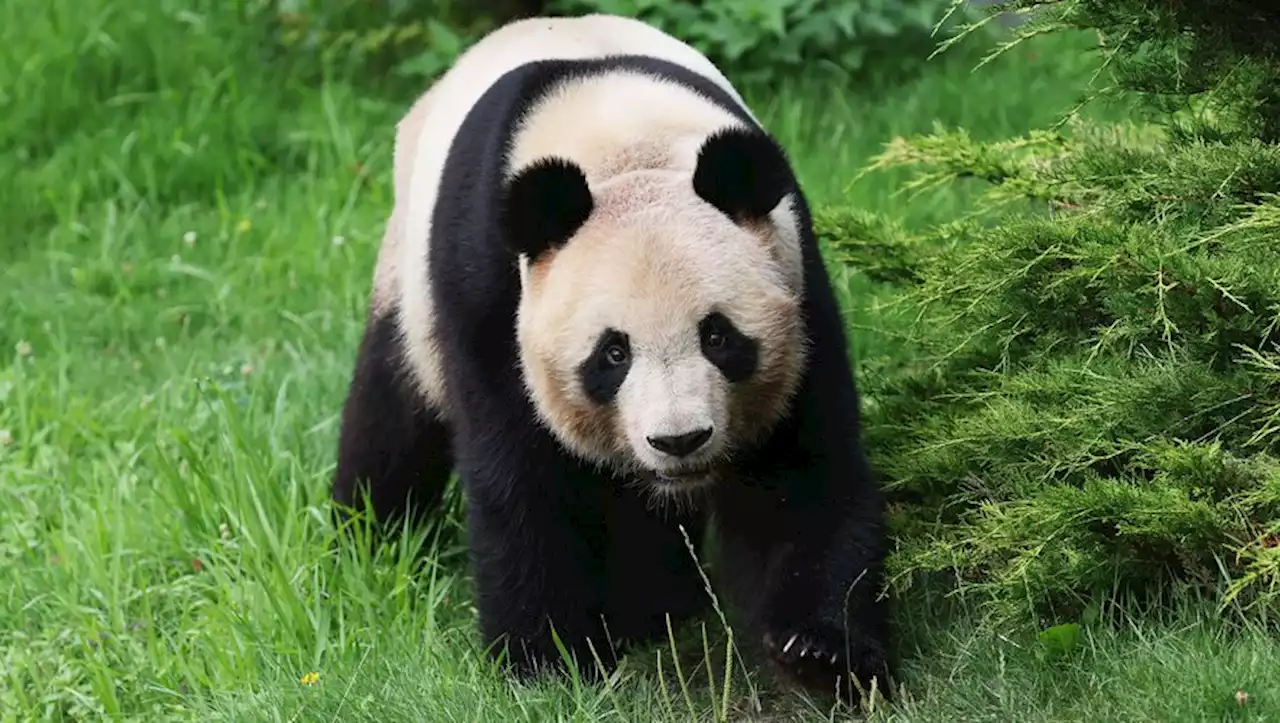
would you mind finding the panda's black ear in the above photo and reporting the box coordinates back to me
[499,157,594,259]
[693,126,795,223]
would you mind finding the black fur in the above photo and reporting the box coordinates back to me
[698,310,758,383]
[577,329,631,404]
[692,126,796,223]
[332,53,893,704]
[498,156,594,259]
[332,309,453,538]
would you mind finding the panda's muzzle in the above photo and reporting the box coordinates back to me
[638,424,719,488]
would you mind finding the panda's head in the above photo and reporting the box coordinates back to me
[503,125,809,497]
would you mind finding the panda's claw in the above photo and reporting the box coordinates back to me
[782,633,798,654]
[763,622,891,705]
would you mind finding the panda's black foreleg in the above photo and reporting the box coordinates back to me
[712,260,894,706]
[332,308,454,542]
[458,437,618,681]
[715,403,893,706]
[602,486,712,648]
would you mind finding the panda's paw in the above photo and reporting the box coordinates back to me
[762,624,891,706]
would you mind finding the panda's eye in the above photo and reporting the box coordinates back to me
[706,331,726,349]
[604,343,629,366]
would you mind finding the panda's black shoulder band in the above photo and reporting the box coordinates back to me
[499,156,594,260]
[693,125,795,224]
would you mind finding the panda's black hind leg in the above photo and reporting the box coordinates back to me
[332,307,453,543]
[603,486,712,650]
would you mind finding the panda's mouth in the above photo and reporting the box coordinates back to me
[648,465,717,489]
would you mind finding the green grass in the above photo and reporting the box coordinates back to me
[3,1,1276,720]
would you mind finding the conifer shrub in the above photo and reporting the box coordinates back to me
[834,0,1280,623]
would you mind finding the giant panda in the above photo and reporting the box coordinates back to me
[332,12,893,703]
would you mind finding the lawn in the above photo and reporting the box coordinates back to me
[3,2,1277,721]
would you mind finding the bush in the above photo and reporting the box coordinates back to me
[264,0,984,86]
[545,0,980,81]
[834,0,1280,623]
[262,0,977,85]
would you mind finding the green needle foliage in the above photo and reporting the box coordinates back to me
[838,0,1280,623]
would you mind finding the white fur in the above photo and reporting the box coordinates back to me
[618,341,725,470]
[506,73,742,181]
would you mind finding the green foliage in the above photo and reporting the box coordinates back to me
[812,206,927,285]
[833,0,1280,622]
[1037,622,1082,661]
[260,0,489,85]
[544,0,982,81]
[951,0,1280,143]
[249,0,985,88]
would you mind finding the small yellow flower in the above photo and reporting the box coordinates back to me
[299,671,319,685]
[236,219,252,233]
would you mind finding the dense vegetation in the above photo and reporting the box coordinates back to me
[260,0,983,87]
[545,0,978,81]
[840,0,1280,624]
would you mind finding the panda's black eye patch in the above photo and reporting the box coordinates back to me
[578,328,631,404]
[699,312,757,383]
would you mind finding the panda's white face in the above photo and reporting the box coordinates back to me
[516,170,807,497]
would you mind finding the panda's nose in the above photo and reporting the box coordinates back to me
[647,428,713,457]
